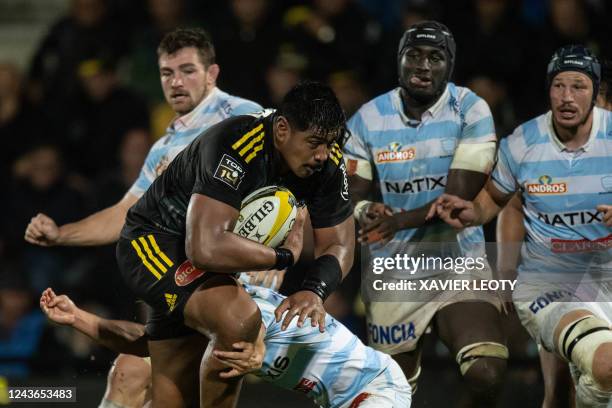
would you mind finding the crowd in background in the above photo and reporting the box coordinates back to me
[0,0,611,401]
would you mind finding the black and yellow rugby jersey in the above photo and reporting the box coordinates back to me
[122,110,351,239]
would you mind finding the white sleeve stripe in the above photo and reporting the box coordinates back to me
[464,98,492,126]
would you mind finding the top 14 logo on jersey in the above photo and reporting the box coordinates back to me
[375,142,416,164]
[214,154,245,190]
[526,175,567,195]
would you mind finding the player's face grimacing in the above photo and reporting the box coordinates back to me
[549,71,594,129]
[159,47,217,115]
[275,117,336,178]
[399,44,448,104]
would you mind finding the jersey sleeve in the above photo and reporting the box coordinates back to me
[128,138,167,198]
[458,92,497,144]
[490,137,520,195]
[344,110,372,162]
[191,122,257,210]
[308,149,352,229]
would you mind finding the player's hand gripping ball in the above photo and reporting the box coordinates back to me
[233,186,299,248]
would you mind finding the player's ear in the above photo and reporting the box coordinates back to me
[206,64,220,84]
[274,116,291,145]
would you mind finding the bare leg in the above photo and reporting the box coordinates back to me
[183,274,261,408]
[148,334,207,408]
[391,344,423,394]
[540,348,574,408]
[100,354,151,408]
[436,301,507,408]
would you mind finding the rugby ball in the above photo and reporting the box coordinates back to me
[233,186,298,248]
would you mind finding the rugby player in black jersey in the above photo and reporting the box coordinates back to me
[116,81,354,407]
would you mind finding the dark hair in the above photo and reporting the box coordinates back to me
[278,81,348,146]
[157,27,216,67]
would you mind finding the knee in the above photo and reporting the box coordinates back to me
[592,344,612,391]
[185,276,261,344]
[108,354,151,394]
[462,357,507,391]
[456,342,508,392]
[557,315,612,391]
[215,292,261,346]
[576,370,612,407]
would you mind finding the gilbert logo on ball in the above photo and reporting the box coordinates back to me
[234,186,298,248]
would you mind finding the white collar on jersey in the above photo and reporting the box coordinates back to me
[546,106,600,153]
[171,86,221,132]
[393,85,450,126]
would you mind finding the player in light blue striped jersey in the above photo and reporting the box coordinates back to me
[432,45,612,407]
[40,286,411,407]
[25,28,262,248]
[343,21,507,406]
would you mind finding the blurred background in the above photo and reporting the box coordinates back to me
[0,0,610,406]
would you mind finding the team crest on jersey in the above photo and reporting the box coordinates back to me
[526,175,567,195]
[214,154,245,190]
[175,260,205,286]
[375,142,416,163]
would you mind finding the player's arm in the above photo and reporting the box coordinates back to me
[313,216,355,278]
[185,194,306,273]
[349,173,393,227]
[213,323,267,378]
[430,180,514,229]
[394,167,489,227]
[496,193,525,280]
[274,216,355,333]
[39,288,149,357]
[275,155,355,332]
[359,158,495,244]
[430,131,521,228]
[345,112,392,227]
[24,136,166,247]
[24,192,138,247]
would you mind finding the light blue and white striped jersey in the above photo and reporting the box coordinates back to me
[128,87,262,197]
[245,284,393,408]
[345,84,496,276]
[491,107,612,278]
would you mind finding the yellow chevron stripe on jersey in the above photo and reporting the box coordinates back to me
[238,131,265,157]
[329,152,341,165]
[331,144,342,158]
[329,143,342,165]
[131,240,162,280]
[245,142,264,163]
[147,235,174,267]
[232,124,264,150]
[138,236,168,273]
